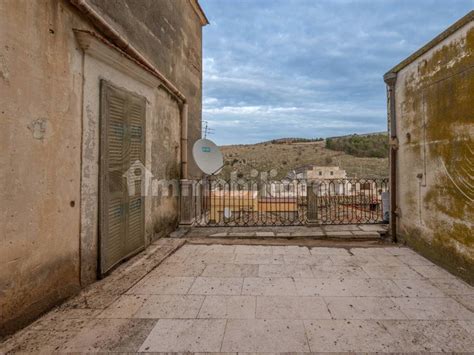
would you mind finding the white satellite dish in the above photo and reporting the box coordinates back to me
[193,138,224,175]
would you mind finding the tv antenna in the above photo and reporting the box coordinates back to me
[202,121,215,139]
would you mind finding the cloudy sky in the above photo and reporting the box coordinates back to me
[199,0,473,145]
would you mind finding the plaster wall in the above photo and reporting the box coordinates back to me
[87,0,204,178]
[1,0,190,335]
[0,0,87,334]
[393,21,474,283]
[79,42,181,285]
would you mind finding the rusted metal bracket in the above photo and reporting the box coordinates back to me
[389,137,399,150]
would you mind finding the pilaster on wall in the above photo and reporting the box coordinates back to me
[179,179,195,226]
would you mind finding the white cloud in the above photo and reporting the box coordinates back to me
[200,0,473,144]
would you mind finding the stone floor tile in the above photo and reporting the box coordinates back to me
[234,245,273,254]
[188,277,243,295]
[221,319,309,352]
[325,296,407,320]
[242,277,297,296]
[458,320,474,336]
[204,244,236,254]
[272,245,311,255]
[256,296,331,320]
[310,247,349,256]
[198,295,256,319]
[383,246,419,256]
[5,243,474,354]
[324,225,361,231]
[181,244,235,256]
[202,263,258,278]
[329,254,378,266]
[359,225,388,232]
[393,279,446,298]
[127,276,195,295]
[228,232,254,237]
[173,244,206,257]
[283,254,333,266]
[62,318,157,353]
[410,264,455,278]
[97,295,148,318]
[155,254,189,264]
[370,254,406,266]
[311,265,369,279]
[351,231,381,237]
[234,253,284,264]
[429,277,474,296]
[304,319,397,352]
[191,252,236,264]
[259,264,314,278]
[133,295,204,318]
[209,232,228,237]
[452,295,474,312]
[255,231,274,237]
[391,297,474,320]
[171,248,197,259]
[396,254,435,266]
[350,247,392,256]
[361,264,423,279]
[290,231,325,237]
[294,278,353,297]
[345,278,405,297]
[138,319,226,352]
[152,261,206,277]
[27,308,100,332]
[382,320,474,352]
[0,330,81,354]
[326,231,353,237]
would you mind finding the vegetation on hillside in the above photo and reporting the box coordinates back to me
[265,137,324,144]
[218,136,388,180]
[325,133,389,158]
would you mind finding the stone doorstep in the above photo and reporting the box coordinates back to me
[207,230,382,239]
[60,239,186,311]
[187,225,384,240]
[352,231,381,237]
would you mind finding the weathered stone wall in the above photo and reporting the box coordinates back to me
[0,0,203,335]
[87,0,204,178]
[392,20,474,283]
[0,0,87,334]
[78,44,182,285]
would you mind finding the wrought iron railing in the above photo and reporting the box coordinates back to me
[189,178,388,226]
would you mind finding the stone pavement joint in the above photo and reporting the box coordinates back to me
[1,240,473,353]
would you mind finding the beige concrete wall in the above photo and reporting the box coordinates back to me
[0,0,195,334]
[87,0,205,178]
[392,20,474,283]
[0,0,87,334]
[77,35,181,284]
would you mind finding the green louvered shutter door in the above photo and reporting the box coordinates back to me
[126,95,146,255]
[100,80,145,275]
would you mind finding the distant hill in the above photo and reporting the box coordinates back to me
[218,133,389,180]
[325,133,389,158]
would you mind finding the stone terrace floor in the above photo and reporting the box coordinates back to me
[1,241,473,353]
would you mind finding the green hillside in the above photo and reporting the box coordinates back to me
[218,133,389,180]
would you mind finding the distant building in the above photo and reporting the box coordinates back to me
[284,165,348,196]
[293,165,347,180]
